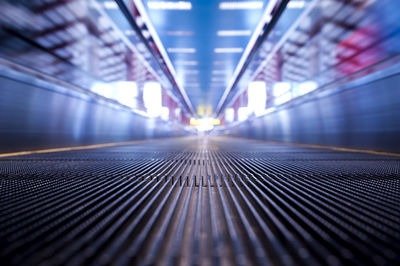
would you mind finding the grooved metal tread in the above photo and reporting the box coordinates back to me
[0,136,399,265]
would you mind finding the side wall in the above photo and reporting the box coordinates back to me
[228,71,400,153]
[0,75,185,153]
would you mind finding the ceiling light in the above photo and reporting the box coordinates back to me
[212,70,226,74]
[186,82,200,86]
[185,78,199,83]
[167,48,196,53]
[103,1,119,9]
[183,70,199,74]
[217,30,251,36]
[287,1,306,9]
[219,1,263,10]
[165,31,194,36]
[175,60,198,66]
[213,61,231,65]
[147,1,192,10]
[212,77,225,82]
[214,47,243,53]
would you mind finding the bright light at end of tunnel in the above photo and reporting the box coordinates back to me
[190,118,221,132]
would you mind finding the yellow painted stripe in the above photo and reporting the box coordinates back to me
[1,136,399,158]
[230,137,400,157]
[0,138,168,158]
[284,142,400,157]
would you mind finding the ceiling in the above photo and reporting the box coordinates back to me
[137,0,271,116]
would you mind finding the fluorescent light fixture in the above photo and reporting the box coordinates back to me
[212,77,225,82]
[275,93,292,105]
[184,77,198,82]
[183,70,199,74]
[143,82,162,117]
[91,82,114,99]
[103,1,119,9]
[297,81,318,95]
[287,1,306,9]
[213,61,231,65]
[186,82,200,87]
[273,81,293,105]
[147,1,192,10]
[175,60,198,66]
[214,47,243,53]
[212,70,226,74]
[217,30,251,36]
[210,85,224,88]
[219,1,263,10]
[114,81,138,108]
[238,107,249,121]
[165,31,194,36]
[167,47,196,53]
[161,107,169,120]
[225,108,235,123]
[175,108,181,117]
[273,82,291,97]
[248,81,266,116]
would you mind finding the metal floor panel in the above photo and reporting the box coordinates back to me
[0,136,399,266]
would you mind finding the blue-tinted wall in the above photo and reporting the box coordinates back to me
[227,70,400,153]
[0,74,185,153]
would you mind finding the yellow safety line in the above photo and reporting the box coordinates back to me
[1,136,399,158]
[228,137,400,157]
[284,142,400,157]
[0,138,166,158]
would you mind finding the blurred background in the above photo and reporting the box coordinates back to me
[0,0,399,152]
[1,2,400,265]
